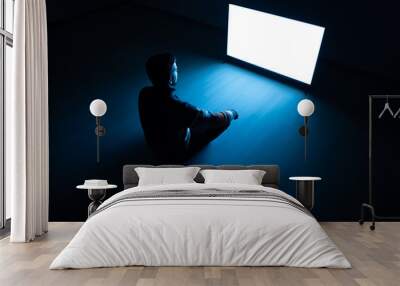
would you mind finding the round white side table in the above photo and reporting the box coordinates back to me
[289,177,322,210]
[76,184,117,216]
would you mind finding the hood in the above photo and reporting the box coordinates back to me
[145,53,176,87]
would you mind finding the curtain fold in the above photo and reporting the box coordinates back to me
[8,0,49,242]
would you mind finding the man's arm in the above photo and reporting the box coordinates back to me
[171,95,239,129]
[195,110,238,129]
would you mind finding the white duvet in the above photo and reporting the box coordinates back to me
[50,183,351,269]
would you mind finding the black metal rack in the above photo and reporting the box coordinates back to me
[360,95,400,230]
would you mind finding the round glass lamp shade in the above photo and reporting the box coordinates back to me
[90,99,107,117]
[297,99,315,117]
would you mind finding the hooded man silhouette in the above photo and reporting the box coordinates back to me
[139,53,238,162]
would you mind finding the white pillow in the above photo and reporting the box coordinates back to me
[200,169,266,185]
[135,167,200,186]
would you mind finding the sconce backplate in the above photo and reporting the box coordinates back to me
[95,126,106,136]
[298,126,309,136]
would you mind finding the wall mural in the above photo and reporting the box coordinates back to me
[48,3,376,222]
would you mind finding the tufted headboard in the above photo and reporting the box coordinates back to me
[123,165,280,189]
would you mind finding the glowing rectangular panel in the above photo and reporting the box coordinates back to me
[227,4,325,84]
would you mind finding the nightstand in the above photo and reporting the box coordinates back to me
[289,177,321,210]
[77,180,117,217]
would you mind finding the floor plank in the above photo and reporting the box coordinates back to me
[0,222,399,286]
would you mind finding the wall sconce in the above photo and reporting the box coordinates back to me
[297,99,315,160]
[89,99,107,163]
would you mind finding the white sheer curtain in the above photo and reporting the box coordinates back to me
[7,0,49,242]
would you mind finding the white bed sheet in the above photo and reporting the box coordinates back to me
[50,183,350,269]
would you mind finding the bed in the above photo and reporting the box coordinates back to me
[50,165,350,269]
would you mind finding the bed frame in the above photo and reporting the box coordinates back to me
[123,165,280,189]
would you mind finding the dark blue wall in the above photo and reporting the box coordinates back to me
[48,2,398,221]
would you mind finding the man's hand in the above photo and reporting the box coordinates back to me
[226,109,239,120]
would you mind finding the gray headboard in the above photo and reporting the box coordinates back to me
[123,165,280,189]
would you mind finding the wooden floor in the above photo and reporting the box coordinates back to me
[0,222,399,286]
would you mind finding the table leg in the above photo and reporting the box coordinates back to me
[296,181,314,210]
[87,189,106,216]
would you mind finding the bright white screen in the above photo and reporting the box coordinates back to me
[227,4,325,84]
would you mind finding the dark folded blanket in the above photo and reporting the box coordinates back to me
[89,189,309,219]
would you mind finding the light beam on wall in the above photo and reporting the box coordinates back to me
[227,4,325,85]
